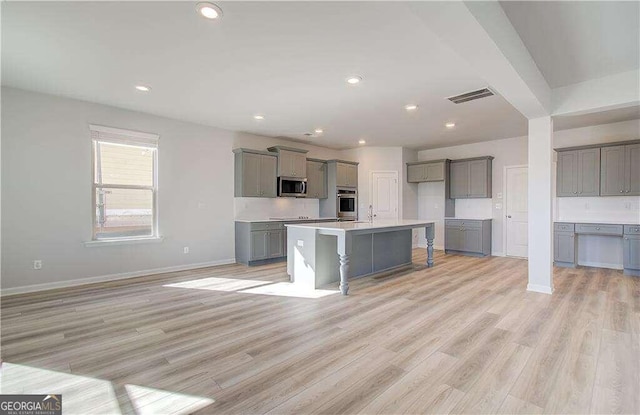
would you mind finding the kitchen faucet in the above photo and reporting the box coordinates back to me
[367,205,374,223]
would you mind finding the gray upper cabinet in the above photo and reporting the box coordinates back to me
[336,162,358,188]
[600,146,626,196]
[449,157,493,199]
[306,159,328,199]
[267,146,308,178]
[406,160,447,183]
[626,144,640,196]
[233,149,277,198]
[556,148,600,197]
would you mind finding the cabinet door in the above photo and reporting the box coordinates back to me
[407,164,425,183]
[424,162,445,181]
[259,155,278,198]
[600,146,626,196]
[463,228,483,253]
[250,231,268,260]
[291,152,307,178]
[445,226,462,251]
[241,152,262,197]
[318,163,328,198]
[468,159,489,197]
[277,151,293,177]
[345,164,358,187]
[306,161,322,198]
[267,230,285,258]
[554,232,575,263]
[623,235,640,270]
[336,163,348,187]
[577,148,600,196]
[449,162,469,198]
[556,151,578,197]
[625,144,640,196]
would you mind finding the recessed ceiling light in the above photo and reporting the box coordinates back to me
[358,139,366,145]
[253,115,265,120]
[445,122,456,128]
[197,2,223,19]
[346,76,362,85]
[314,128,324,134]
[405,104,418,111]
[135,85,151,92]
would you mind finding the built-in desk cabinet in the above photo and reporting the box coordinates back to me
[554,222,640,276]
[233,149,278,198]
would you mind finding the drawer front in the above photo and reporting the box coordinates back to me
[575,223,623,236]
[624,225,640,235]
[250,222,285,231]
[445,219,482,229]
[554,223,575,232]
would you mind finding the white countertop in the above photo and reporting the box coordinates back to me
[235,217,338,223]
[285,219,435,231]
[445,217,493,221]
[555,219,640,225]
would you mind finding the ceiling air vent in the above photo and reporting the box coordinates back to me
[447,87,494,104]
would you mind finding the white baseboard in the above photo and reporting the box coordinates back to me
[0,258,236,297]
[577,261,623,270]
[527,283,554,294]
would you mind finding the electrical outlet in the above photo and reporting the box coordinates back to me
[183,247,189,254]
[33,260,42,270]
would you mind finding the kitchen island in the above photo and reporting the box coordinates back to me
[285,220,436,295]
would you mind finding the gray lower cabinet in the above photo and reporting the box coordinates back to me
[449,157,493,199]
[623,234,640,275]
[444,219,491,256]
[236,221,286,265]
[306,159,327,199]
[233,149,278,198]
[556,148,600,197]
[553,230,576,266]
[406,160,447,183]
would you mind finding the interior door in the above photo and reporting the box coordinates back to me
[505,166,528,258]
[371,171,398,219]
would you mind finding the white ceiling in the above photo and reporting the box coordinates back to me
[1,1,528,150]
[501,1,640,88]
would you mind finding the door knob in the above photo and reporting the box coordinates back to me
[507,215,512,218]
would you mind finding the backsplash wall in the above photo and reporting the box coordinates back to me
[556,196,640,222]
[234,198,320,220]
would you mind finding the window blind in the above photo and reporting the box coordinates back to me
[89,124,159,148]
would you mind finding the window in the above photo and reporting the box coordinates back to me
[90,125,159,241]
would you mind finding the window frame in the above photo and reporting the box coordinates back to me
[90,125,159,242]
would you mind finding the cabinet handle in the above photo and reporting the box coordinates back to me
[596,227,600,230]
[626,190,630,193]
[635,228,639,232]
[620,190,624,193]
[573,191,577,194]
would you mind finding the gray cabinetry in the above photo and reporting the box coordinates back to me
[601,144,640,196]
[556,148,600,197]
[553,229,576,266]
[306,159,327,199]
[236,222,286,265]
[233,149,277,198]
[406,160,447,183]
[335,161,358,188]
[444,219,491,256]
[449,157,493,198]
[623,235,640,274]
[267,146,308,178]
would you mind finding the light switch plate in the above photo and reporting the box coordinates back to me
[297,240,304,247]
[495,203,503,210]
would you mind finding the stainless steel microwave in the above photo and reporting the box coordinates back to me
[278,177,307,197]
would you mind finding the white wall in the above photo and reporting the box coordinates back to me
[0,88,343,292]
[415,119,640,256]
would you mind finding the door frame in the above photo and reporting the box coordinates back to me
[369,170,399,220]
[503,164,528,258]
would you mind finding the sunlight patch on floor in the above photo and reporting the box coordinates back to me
[0,362,121,414]
[239,281,339,298]
[125,384,214,415]
[163,276,271,291]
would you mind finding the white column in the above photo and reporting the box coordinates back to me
[527,116,554,294]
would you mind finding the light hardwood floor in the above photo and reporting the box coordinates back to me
[1,249,639,414]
